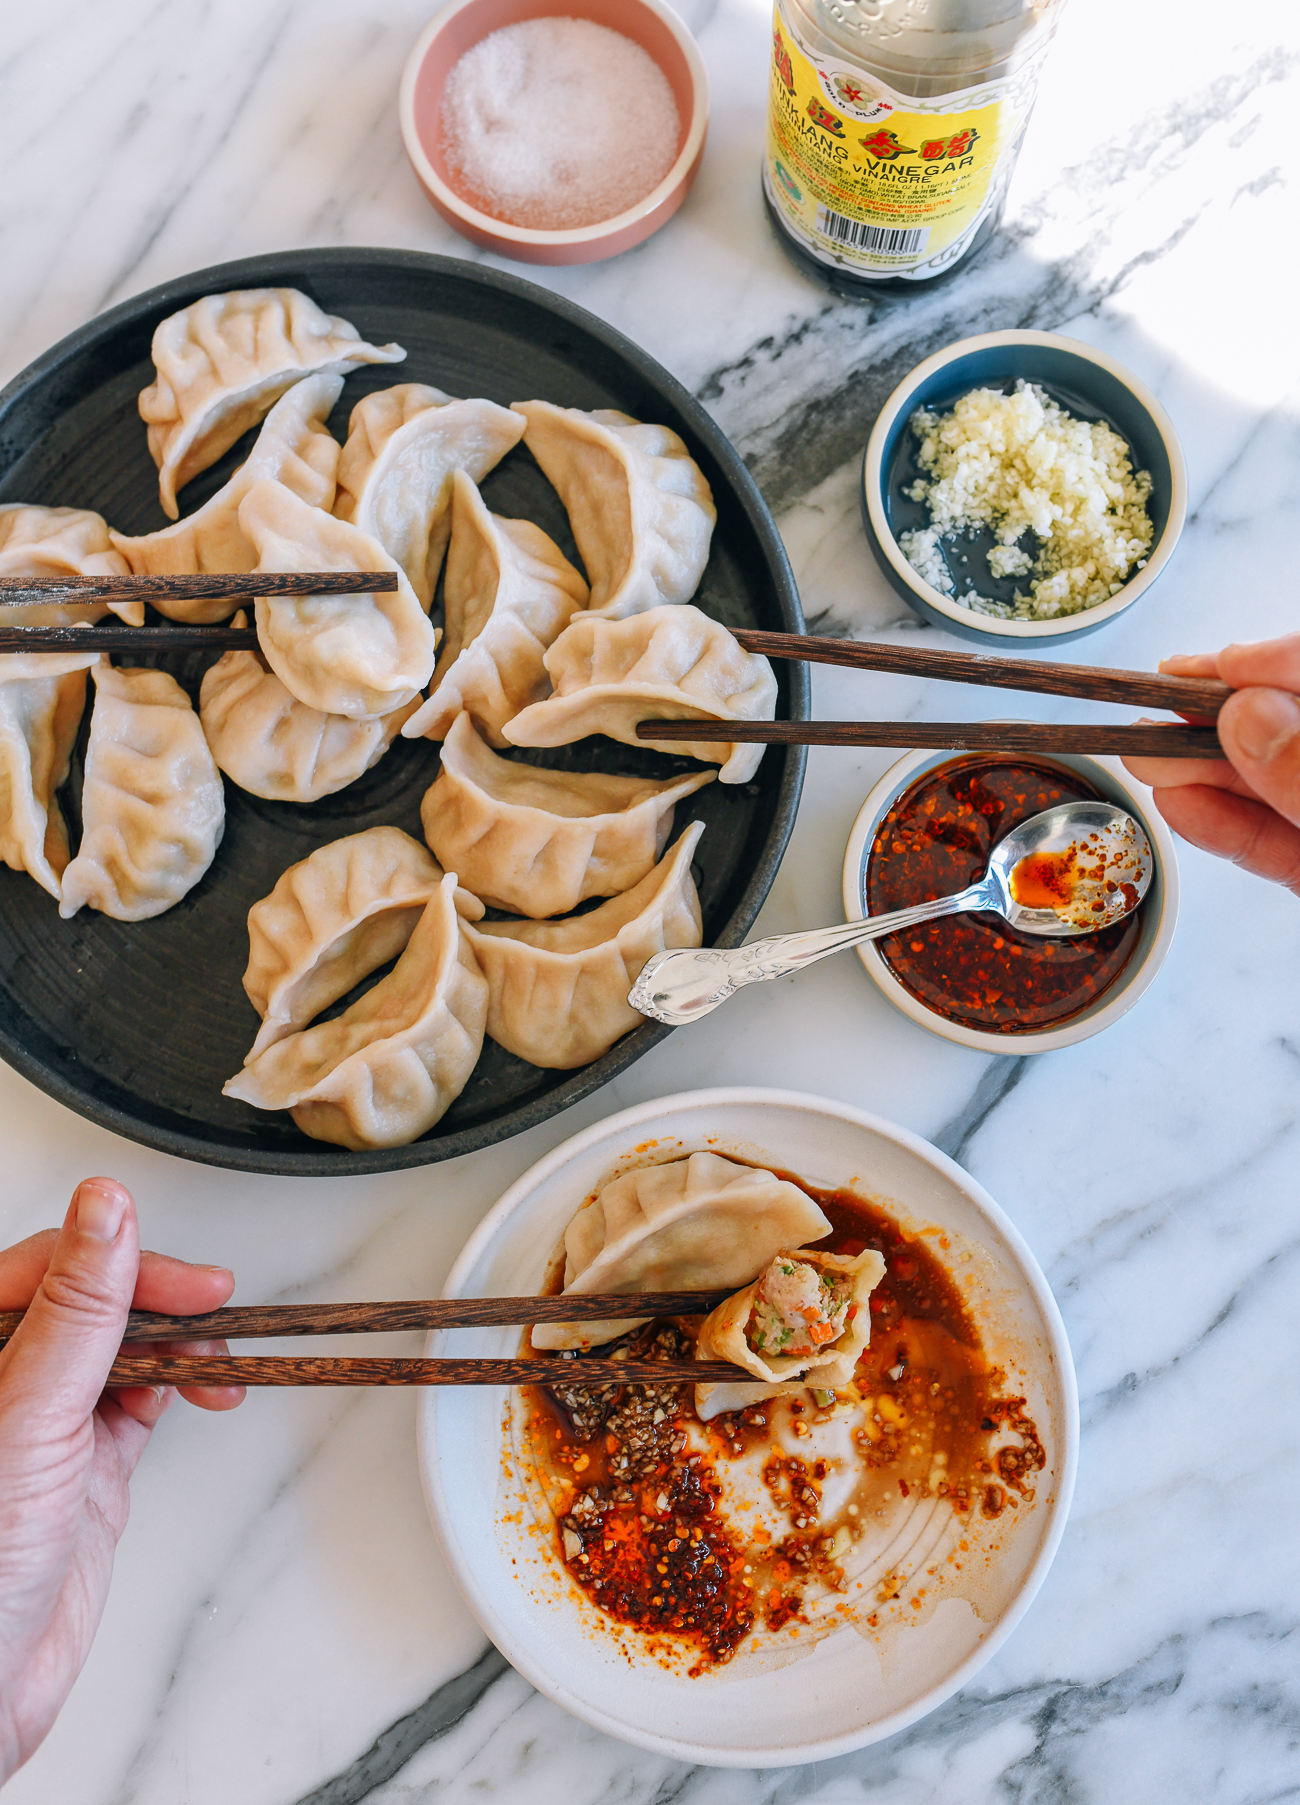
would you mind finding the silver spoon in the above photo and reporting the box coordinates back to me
[630,800,1152,1028]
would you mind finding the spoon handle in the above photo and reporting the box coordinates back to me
[725,886,989,985]
[631,886,991,1023]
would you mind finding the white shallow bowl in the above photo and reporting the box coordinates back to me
[418,1088,1079,1766]
[842,751,1180,1055]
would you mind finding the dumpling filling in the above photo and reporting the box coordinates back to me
[746,1257,853,1360]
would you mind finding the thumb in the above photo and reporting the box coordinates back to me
[1218,688,1300,829]
[0,1179,139,1423]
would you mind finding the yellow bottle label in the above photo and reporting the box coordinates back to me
[765,0,1042,280]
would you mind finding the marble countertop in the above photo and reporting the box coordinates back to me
[3,0,1298,1798]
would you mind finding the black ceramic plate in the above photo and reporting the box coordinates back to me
[0,248,807,1175]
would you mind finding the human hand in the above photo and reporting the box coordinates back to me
[0,1178,244,1784]
[1123,631,1300,894]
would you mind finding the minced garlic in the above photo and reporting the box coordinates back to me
[898,381,1154,620]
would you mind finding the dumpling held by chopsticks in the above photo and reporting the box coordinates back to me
[693,1245,886,1420]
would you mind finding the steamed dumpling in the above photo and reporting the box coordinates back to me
[0,651,99,900]
[334,384,525,606]
[463,820,704,1070]
[421,711,713,918]
[140,287,403,517]
[239,480,438,720]
[59,663,225,921]
[693,1245,886,1420]
[401,471,587,746]
[110,374,344,621]
[531,1151,833,1351]
[224,871,489,1151]
[0,505,143,627]
[503,606,777,783]
[512,401,715,619]
[199,603,417,800]
[199,613,420,802]
[241,826,477,1057]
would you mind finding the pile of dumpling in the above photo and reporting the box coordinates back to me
[0,287,779,1151]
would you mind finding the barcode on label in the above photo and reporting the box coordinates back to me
[814,209,929,255]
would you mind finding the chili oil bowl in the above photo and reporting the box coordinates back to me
[841,751,1180,1056]
[417,1088,1078,1765]
[861,330,1187,648]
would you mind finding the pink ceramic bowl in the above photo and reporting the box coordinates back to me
[399,0,709,265]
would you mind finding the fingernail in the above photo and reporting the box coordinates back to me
[74,1178,127,1243]
[1232,688,1300,763]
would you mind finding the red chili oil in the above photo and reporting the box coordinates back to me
[865,755,1142,1033]
[523,1180,1043,1673]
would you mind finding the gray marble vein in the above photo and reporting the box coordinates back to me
[932,1057,1029,1168]
[292,1648,510,1805]
[702,45,1297,516]
[343,1614,1300,1803]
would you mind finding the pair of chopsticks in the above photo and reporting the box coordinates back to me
[0,1292,746,1387]
[2,584,1226,759]
[0,573,394,654]
[637,630,1228,760]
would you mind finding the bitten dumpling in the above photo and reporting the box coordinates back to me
[401,471,587,746]
[463,820,704,1070]
[334,385,525,607]
[693,1245,886,1420]
[111,374,344,621]
[421,711,713,918]
[0,651,99,900]
[224,871,489,1151]
[199,613,420,802]
[0,506,142,627]
[240,826,478,1057]
[59,663,225,921]
[239,480,438,720]
[512,401,715,619]
[531,1151,833,1351]
[503,606,777,783]
[140,287,404,517]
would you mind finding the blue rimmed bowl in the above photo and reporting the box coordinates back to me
[861,330,1187,647]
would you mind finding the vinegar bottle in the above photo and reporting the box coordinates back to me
[765,0,1067,296]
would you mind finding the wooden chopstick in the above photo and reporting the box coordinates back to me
[636,719,1224,758]
[2,1292,747,1385]
[104,1355,754,1387]
[0,573,397,604]
[0,1291,734,1345]
[0,625,261,654]
[730,630,1232,719]
[0,574,395,651]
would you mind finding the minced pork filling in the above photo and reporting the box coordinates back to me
[898,380,1154,621]
[746,1257,851,1360]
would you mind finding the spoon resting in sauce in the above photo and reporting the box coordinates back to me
[630,801,1153,1027]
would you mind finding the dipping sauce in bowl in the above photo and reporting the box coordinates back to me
[866,756,1142,1034]
[1008,837,1143,926]
[521,1175,1044,1677]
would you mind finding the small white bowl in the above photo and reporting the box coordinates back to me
[417,1087,1078,1766]
[399,0,709,266]
[861,330,1188,647]
[842,750,1180,1054]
